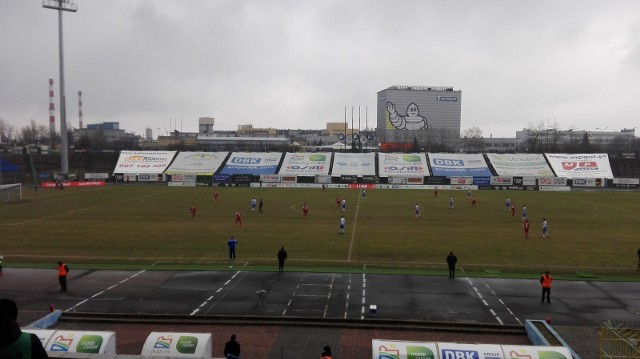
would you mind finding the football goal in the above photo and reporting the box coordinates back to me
[0,183,22,202]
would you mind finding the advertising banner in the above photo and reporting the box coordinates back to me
[388,176,424,184]
[545,153,614,179]
[141,332,212,358]
[538,177,568,186]
[219,152,283,175]
[279,152,332,176]
[213,174,230,183]
[372,340,572,359]
[372,339,438,359]
[164,152,228,176]
[501,345,571,359]
[113,151,176,174]
[428,153,493,177]
[171,174,196,182]
[613,178,640,185]
[331,152,376,176]
[572,178,605,187]
[44,330,116,355]
[473,176,491,185]
[260,174,281,183]
[315,175,332,184]
[486,153,554,177]
[450,176,473,185]
[378,153,430,177]
[84,173,109,180]
[281,175,297,183]
[490,176,514,186]
[41,181,106,188]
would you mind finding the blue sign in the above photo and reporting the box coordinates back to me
[472,176,491,185]
[213,174,230,183]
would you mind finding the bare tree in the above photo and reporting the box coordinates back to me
[0,118,16,144]
[461,126,485,153]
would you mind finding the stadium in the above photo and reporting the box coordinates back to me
[2,148,640,358]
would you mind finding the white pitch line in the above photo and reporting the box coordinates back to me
[347,192,363,262]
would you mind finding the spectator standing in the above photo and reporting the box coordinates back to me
[223,334,240,359]
[0,298,49,359]
[540,271,552,303]
[277,246,287,272]
[321,345,332,359]
[228,237,238,260]
[57,261,69,292]
[446,251,458,279]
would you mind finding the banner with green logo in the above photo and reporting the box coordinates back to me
[141,332,212,358]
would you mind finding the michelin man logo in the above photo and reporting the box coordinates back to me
[387,101,428,130]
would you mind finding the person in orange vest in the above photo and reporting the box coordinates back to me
[321,345,332,359]
[540,271,552,303]
[57,261,69,292]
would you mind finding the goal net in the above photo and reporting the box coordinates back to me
[0,183,22,202]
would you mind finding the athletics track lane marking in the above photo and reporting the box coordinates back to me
[65,269,147,313]
[190,262,248,316]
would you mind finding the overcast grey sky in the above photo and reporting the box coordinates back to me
[1,0,639,139]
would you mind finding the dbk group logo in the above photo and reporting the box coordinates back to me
[562,161,598,171]
[231,157,261,164]
[441,349,480,359]
[434,159,464,166]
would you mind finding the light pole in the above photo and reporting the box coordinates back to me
[43,0,77,175]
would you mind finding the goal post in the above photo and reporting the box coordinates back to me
[0,183,22,202]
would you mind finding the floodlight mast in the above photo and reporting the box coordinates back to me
[43,0,77,176]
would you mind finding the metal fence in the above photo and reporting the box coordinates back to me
[601,320,640,359]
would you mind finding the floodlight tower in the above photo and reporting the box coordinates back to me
[43,0,77,175]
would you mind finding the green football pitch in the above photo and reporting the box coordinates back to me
[1,185,638,279]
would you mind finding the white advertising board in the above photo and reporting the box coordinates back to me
[141,332,212,357]
[502,345,572,359]
[545,153,614,179]
[84,172,110,180]
[538,177,567,186]
[372,339,438,359]
[279,152,332,176]
[164,152,228,175]
[331,152,376,176]
[486,153,554,177]
[44,330,116,355]
[260,174,281,183]
[113,151,176,174]
[372,340,573,359]
[378,153,429,177]
[613,178,640,185]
